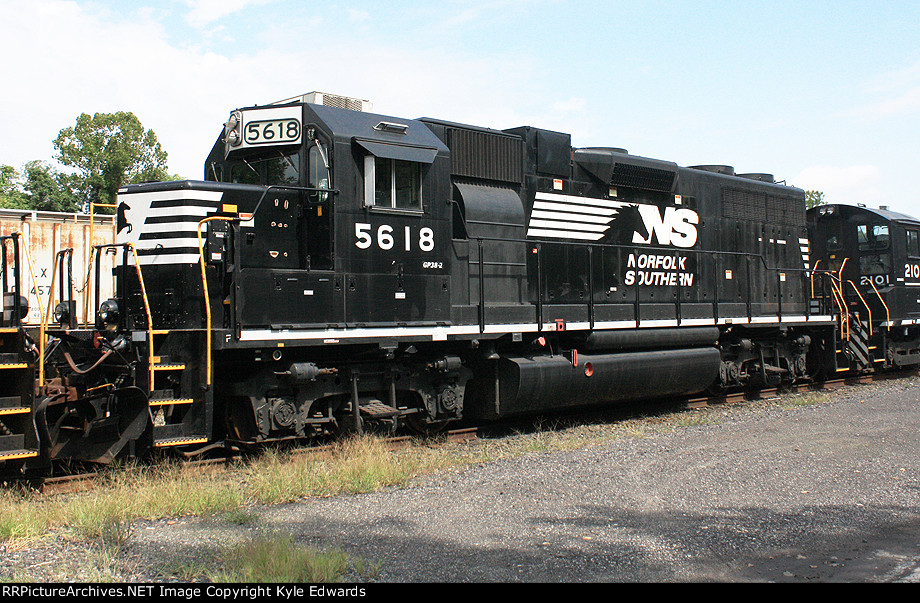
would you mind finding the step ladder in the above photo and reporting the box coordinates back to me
[147,332,207,448]
[837,315,875,372]
[0,328,38,464]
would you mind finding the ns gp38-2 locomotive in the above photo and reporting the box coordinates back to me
[3,91,910,472]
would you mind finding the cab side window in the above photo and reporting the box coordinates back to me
[364,156,422,211]
[907,230,920,257]
[857,223,889,251]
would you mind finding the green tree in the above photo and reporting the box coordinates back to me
[21,161,82,213]
[805,190,826,209]
[0,164,28,209]
[53,112,171,209]
[0,162,83,212]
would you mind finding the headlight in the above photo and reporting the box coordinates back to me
[223,111,242,148]
[2,293,28,320]
[53,301,70,325]
[98,299,119,326]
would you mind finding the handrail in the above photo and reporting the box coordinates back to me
[810,259,821,299]
[127,243,156,390]
[868,279,891,331]
[87,202,117,326]
[468,233,821,333]
[829,279,848,340]
[91,243,155,389]
[17,238,46,385]
[837,257,848,282]
[197,216,240,386]
[847,280,873,336]
[0,234,26,329]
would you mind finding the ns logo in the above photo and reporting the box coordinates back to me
[611,203,699,249]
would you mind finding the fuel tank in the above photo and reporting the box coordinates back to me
[483,346,720,418]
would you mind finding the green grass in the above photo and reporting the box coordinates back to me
[780,392,831,408]
[212,534,351,583]
[0,388,837,561]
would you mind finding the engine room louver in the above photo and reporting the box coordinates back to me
[610,162,676,192]
[722,188,805,226]
[447,128,523,184]
[767,194,806,226]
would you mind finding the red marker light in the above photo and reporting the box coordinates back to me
[584,362,594,377]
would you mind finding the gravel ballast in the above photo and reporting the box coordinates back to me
[3,376,919,582]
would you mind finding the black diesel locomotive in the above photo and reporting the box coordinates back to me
[808,203,920,370]
[0,92,916,471]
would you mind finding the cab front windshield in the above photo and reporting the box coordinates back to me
[229,150,300,186]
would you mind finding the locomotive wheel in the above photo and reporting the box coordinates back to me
[225,397,259,442]
[406,413,450,436]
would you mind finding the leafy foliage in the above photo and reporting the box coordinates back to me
[0,164,27,208]
[805,189,826,209]
[3,111,177,214]
[0,162,81,212]
[53,111,172,209]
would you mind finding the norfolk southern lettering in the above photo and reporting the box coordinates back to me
[624,252,695,287]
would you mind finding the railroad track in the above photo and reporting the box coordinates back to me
[8,427,480,495]
[684,368,918,409]
[7,370,916,495]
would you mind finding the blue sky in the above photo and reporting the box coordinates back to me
[3,0,920,216]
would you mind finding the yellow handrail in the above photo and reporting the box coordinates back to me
[847,280,872,336]
[125,243,156,391]
[833,258,850,340]
[197,216,237,386]
[868,279,891,331]
[810,259,820,299]
[17,239,46,386]
[830,280,848,340]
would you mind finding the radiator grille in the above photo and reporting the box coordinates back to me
[722,187,804,225]
[318,93,366,112]
[447,128,523,184]
[610,163,675,192]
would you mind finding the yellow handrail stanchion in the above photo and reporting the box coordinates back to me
[810,259,820,299]
[829,280,848,340]
[197,216,237,386]
[17,239,46,387]
[847,280,873,336]
[868,279,891,331]
[124,243,155,391]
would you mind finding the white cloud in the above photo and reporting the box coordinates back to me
[348,9,370,23]
[0,1,555,179]
[184,0,276,29]
[0,1,250,177]
[848,86,920,119]
[842,58,920,119]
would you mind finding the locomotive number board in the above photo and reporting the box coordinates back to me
[244,118,301,146]
[227,105,303,153]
